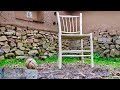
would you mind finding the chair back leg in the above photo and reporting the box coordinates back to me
[90,33,94,67]
[81,39,84,63]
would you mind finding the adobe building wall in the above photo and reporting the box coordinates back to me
[0,11,68,32]
[0,11,120,59]
[1,11,120,34]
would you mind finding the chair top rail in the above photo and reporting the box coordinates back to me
[61,31,80,34]
[59,15,80,18]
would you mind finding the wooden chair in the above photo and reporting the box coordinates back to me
[56,12,94,69]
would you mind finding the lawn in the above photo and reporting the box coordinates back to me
[0,54,120,68]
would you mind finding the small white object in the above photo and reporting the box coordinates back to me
[26,11,33,18]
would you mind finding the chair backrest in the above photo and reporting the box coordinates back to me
[57,12,82,34]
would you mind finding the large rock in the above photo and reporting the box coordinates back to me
[16,27,22,31]
[116,45,120,50]
[34,39,39,43]
[10,41,16,47]
[0,32,3,35]
[0,68,3,79]
[43,44,47,49]
[12,36,17,39]
[1,44,10,53]
[23,69,38,79]
[98,37,112,44]
[94,37,98,41]
[0,49,4,56]
[116,40,120,45]
[35,34,43,38]
[34,30,38,34]
[110,45,115,49]
[0,36,7,41]
[22,36,27,40]
[16,56,29,60]
[16,31,22,36]
[27,39,34,43]
[33,43,38,47]
[103,50,110,55]
[5,53,15,58]
[0,27,6,31]
[4,31,15,35]
[11,26,15,30]
[102,37,112,43]
[26,57,38,69]
[17,42,23,47]
[0,55,4,60]
[0,42,4,45]
[48,47,55,51]
[98,37,104,43]
[44,52,48,56]
[113,36,118,42]
[110,49,120,57]
[15,50,24,56]
[104,44,109,49]
[28,50,39,56]
[3,68,25,79]
[5,25,12,29]
[48,53,54,57]
[40,56,47,60]
[10,47,17,52]
[19,47,25,51]
[8,38,15,42]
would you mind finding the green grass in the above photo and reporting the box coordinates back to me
[0,58,26,68]
[0,53,120,68]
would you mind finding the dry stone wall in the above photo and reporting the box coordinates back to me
[0,24,120,60]
[69,27,120,58]
[0,24,61,60]
[93,28,120,57]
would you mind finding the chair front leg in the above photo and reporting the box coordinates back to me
[90,33,94,68]
[58,33,62,69]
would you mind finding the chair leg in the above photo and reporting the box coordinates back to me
[81,39,84,63]
[90,33,94,68]
[58,33,62,69]
[58,52,62,69]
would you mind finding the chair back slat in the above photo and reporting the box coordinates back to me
[69,17,72,32]
[76,17,77,33]
[65,18,68,32]
[62,17,65,32]
[57,12,82,34]
[72,17,74,33]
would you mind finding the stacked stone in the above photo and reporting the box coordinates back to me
[65,27,120,58]
[0,24,59,60]
[0,24,120,59]
[93,28,120,57]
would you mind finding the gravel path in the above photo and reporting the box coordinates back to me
[37,63,111,79]
[1,63,120,79]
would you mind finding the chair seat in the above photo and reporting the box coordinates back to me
[62,50,91,53]
[61,33,91,40]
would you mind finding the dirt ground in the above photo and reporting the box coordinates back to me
[36,63,120,79]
